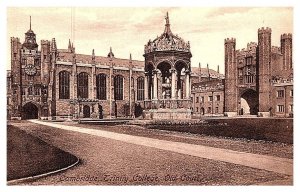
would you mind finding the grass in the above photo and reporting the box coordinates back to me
[7,125,78,181]
[145,118,293,144]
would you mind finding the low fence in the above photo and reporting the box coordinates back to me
[144,99,192,110]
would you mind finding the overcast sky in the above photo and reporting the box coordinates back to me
[7,7,293,73]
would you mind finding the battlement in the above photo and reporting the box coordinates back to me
[224,38,236,44]
[281,33,292,40]
[258,27,272,34]
[41,40,50,45]
[247,42,257,48]
[271,46,281,54]
[10,37,20,42]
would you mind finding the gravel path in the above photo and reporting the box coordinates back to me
[9,121,291,185]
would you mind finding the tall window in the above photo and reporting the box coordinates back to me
[114,75,123,100]
[96,74,106,100]
[35,86,40,96]
[78,72,89,98]
[137,77,144,101]
[59,71,70,99]
[28,87,33,95]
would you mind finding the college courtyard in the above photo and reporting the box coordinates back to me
[6,8,293,187]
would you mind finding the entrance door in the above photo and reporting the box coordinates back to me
[22,102,38,119]
[200,107,205,115]
[98,104,103,119]
[83,105,90,118]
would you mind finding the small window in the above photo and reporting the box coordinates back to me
[209,96,213,102]
[290,90,293,97]
[201,96,204,102]
[290,104,293,112]
[215,107,219,114]
[207,107,212,113]
[215,95,221,101]
[277,90,284,98]
[196,107,199,112]
[277,105,284,112]
[196,97,199,103]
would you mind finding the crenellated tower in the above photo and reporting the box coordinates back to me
[257,27,272,116]
[41,40,51,85]
[224,38,237,116]
[10,37,22,119]
[280,33,292,70]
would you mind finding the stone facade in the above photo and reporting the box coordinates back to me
[191,79,224,117]
[7,16,292,120]
[224,28,293,117]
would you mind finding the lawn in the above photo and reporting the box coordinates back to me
[145,118,293,144]
[7,125,78,181]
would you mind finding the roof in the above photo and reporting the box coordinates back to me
[57,51,144,69]
[144,12,190,54]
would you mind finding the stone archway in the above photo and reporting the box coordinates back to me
[22,102,39,119]
[240,89,258,115]
[157,61,172,99]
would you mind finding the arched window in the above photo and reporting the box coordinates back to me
[114,75,123,100]
[96,74,106,100]
[59,71,70,99]
[137,76,144,101]
[77,72,88,98]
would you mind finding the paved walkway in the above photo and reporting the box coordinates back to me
[30,120,293,176]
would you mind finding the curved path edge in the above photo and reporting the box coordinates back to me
[7,156,80,185]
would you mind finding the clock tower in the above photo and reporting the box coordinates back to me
[10,16,49,120]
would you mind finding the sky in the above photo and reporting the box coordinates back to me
[7,7,293,73]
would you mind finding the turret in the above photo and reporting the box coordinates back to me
[257,27,272,116]
[224,37,237,116]
[280,33,292,70]
[107,47,114,58]
[41,40,51,84]
[22,16,38,50]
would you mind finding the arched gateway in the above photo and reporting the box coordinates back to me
[143,12,192,119]
[22,102,39,119]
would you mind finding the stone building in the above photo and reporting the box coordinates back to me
[224,28,293,117]
[7,14,292,120]
[7,13,205,120]
[8,17,147,120]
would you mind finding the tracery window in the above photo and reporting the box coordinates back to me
[137,77,144,101]
[59,71,70,99]
[114,75,123,100]
[96,74,107,100]
[78,72,89,98]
